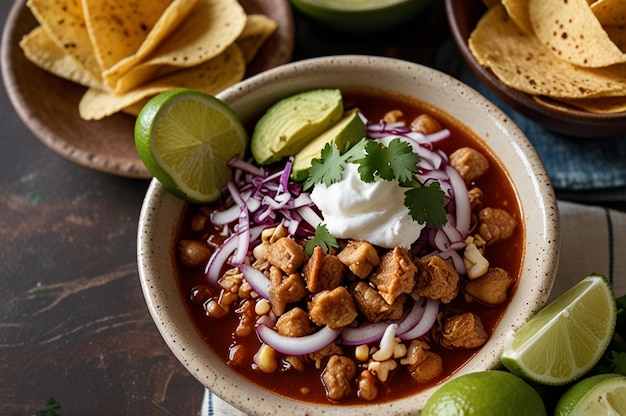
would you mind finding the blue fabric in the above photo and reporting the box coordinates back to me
[434,39,626,195]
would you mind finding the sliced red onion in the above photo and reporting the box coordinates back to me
[420,169,449,182]
[205,232,240,285]
[442,220,464,244]
[398,298,439,341]
[211,204,240,226]
[227,182,250,266]
[293,193,313,208]
[284,217,300,236]
[228,156,266,177]
[434,227,451,252]
[395,298,427,336]
[278,157,294,193]
[238,263,270,299]
[256,313,276,328]
[256,324,340,355]
[438,248,466,275]
[296,205,323,229]
[424,128,451,144]
[340,322,390,346]
[340,298,428,346]
[446,165,470,237]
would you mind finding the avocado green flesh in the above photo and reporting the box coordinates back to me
[291,108,366,181]
[250,89,343,165]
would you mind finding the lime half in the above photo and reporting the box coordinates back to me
[501,273,617,385]
[554,373,626,416]
[135,89,248,203]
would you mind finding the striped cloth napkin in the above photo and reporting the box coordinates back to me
[201,199,626,415]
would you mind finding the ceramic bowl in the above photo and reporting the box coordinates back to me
[289,0,435,33]
[137,55,560,415]
[445,0,626,139]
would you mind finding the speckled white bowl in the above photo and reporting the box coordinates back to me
[137,55,560,415]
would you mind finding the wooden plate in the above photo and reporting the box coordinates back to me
[1,0,294,178]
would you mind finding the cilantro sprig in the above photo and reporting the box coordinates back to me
[304,138,447,228]
[304,224,339,256]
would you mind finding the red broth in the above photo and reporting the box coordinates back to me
[173,89,524,405]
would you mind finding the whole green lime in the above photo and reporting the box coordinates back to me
[422,370,547,416]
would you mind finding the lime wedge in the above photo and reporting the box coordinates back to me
[501,273,617,385]
[554,373,626,416]
[134,89,247,203]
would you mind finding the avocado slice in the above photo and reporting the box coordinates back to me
[290,108,366,182]
[250,89,344,165]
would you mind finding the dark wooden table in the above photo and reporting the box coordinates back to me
[1,1,622,415]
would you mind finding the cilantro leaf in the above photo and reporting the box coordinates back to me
[304,224,339,256]
[352,138,420,183]
[303,143,346,190]
[356,140,394,182]
[343,138,368,162]
[387,138,421,183]
[404,181,448,227]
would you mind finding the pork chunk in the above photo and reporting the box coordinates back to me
[337,240,380,279]
[322,355,356,401]
[303,246,346,293]
[309,287,358,329]
[405,340,443,384]
[267,237,306,274]
[370,247,417,305]
[477,207,517,245]
[414,255,459,303]
[441,312,488,349]
[276,307,315,337]
[268,266,307,316]
[351,281,404,323]
[449,147,489,184]
[465,267,515,306]
[357,369,379,401]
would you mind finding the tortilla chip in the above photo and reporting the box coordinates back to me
[20,26,102,89]
[604,25,626,53]
[529,0,626,67]
[99,0,199,90]
[591,0,626,26]
[469,4,626,98]
[535,95,626,114]
[26,0,101,81]
[502,0,533,36]
[81,0,174,72]
[104,0,246,93]
[236,14,278,63]
[79,43,246,120]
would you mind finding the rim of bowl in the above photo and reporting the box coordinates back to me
[137,54,560,415]
[293,0,420,11]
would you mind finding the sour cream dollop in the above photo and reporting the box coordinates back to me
[310,163,425,249]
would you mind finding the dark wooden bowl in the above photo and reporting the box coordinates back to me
[445,0,626,138]
[1,0,294,178]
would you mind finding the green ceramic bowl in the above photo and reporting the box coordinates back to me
[290,0,435,33]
